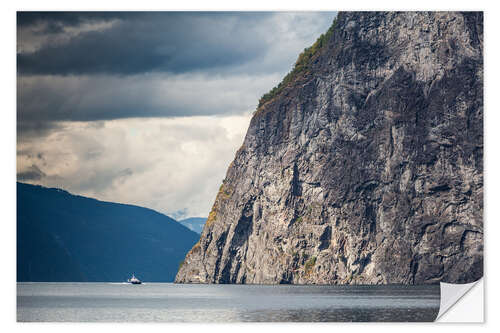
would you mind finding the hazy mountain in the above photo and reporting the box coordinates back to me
[17,182,200,282]
[178,217,206,234]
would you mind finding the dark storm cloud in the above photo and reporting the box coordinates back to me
[17,164,46,181]
[16,11,338,218]
[17,12,126,32]
[17,12,274,75]
[17,72,280,124]
[16,118,64,141]
[17,12,336,139]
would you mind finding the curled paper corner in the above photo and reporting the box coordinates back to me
[436,278,484,322]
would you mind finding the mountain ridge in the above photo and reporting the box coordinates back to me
[17,182,200,282]
[179,217,207,234]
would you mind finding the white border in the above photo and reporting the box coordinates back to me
[438,279,484,322]
[3,0,498,332]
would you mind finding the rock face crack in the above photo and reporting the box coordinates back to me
[176,11,483,285]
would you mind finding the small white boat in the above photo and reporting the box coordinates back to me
[127,274,142,284]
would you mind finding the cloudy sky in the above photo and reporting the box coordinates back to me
[17,11,336,220]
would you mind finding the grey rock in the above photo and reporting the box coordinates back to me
[176,11,483,285]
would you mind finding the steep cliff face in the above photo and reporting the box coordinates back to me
[176,12,483,285]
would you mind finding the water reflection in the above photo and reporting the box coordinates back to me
[17,283,440,322]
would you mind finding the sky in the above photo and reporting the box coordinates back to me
[17,11,336,220]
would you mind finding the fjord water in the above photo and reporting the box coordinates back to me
[17,283,439,322]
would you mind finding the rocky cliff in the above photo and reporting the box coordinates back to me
[176,11,483,284]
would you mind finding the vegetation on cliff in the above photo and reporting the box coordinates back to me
[257,17,338,110]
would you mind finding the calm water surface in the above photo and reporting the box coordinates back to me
[17,282,440,322]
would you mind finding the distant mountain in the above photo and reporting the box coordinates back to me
[17,182,200,282]
[178,217,206,234]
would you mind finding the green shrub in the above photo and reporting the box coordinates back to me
[257,17,338,109]
[205,184,232,227]
[304,256,317,275]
